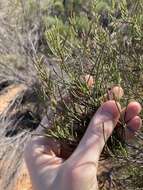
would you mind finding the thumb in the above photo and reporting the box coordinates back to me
[68,101,121,166]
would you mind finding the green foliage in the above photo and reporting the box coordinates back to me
[30,0,143,187]
[0,0,142,189]
[32,0,142,147]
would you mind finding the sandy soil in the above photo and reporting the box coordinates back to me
[14,162,32,190]
[0,84,32,190]
[0,84,27,114]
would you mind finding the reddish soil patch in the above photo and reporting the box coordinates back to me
[0,84,27,114]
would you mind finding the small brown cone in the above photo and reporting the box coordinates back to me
[84,74,94,88]
[112,86,124,99]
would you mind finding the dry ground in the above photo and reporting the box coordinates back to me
[0,84,32,190]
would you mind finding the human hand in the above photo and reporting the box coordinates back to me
[24,88,142,190]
